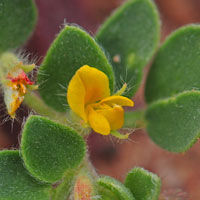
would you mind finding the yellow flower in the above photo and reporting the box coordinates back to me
[67,65,134,136]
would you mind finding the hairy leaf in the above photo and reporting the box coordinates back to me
[145,25,200,103]
[97,0,160,97]
[0,0,37,52]
[125,167,161,200]
[97,176,135,200]
[146,91,200,152]
[21,115,86,183]
[0,150,50,200]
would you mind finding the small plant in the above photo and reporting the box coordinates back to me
[0,0,199,199]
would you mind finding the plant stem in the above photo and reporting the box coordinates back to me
[51,169,76,200]
[124,109,146,129]
[24,91,68,125]
[51,155,97,200]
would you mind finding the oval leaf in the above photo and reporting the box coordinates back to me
[0,150,50,200]
[146,91,200,152]
[97,176,135,200]
[96,0,160,97]
[0,0,37,52]
[38,25,115,112]
[125,167,161,200]
[145,25,200,103]
[21,115,86,183]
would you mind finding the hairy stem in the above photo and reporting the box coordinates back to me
[51,170,76,200]
[124,109,146,129]
[24,91,68,124]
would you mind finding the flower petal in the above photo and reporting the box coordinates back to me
[87,106,110,135]
[4,85,23,118]
[67,71,87,121]
[97,105,124,130]
[100,96,134,107]
[77,65,110,104]
[67,65,111,122]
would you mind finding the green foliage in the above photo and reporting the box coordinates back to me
[21,115,86,183]
[96,0,160,97]
[0,0,37,52]
[145,25,200,152]
[97,176,135,200]
[145,25,200,103]
[125,167,161,200]
[0,150,51,200]
[38,25,115,112]
[146,91,200,152]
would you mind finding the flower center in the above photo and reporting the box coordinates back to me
[7,71,34,97]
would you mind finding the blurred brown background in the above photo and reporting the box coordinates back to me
[1,0,200,199]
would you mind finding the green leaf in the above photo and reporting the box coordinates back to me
[125,167,161,200]
[21,115,86,183]
[0,0,37,52]
[145,25,200,103]
[146,91,200,152]
[97,176,135,200]
[0,150,50,200]
[96,0,160,98]
[38,25,115,112]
